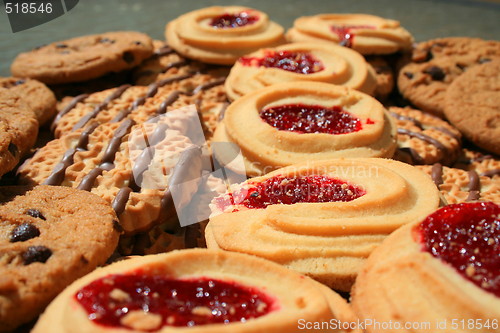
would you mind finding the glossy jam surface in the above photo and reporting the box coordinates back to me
[75,274,276,330]
[417,202,500,297]
[330,25,375,48]
[215,175,365,211]
[209,12,259,28]
[260,104,362,134]
[239,50,324,74]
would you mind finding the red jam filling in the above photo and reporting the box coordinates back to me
[260,104,362,134]
[239,50,324,74]
[330,25,376,48]
[209,12,259,28]
[416,202,500,297]
[215,175,365,211]
[75,274,276,330]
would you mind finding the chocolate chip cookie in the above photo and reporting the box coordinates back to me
[0,77,56,126]
[398,37,500,117]
[0,185,120,332]
[444,59,500,155]
[11,31,154,85]
[0,88,38,178]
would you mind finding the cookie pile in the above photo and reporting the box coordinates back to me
[0,5,498,332]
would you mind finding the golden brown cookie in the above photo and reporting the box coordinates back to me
[0,185,120,332]
[352,202,500,333]
[416,164,499,205]
[0,88,38,178]
[364,56,395,100]
[0,77,56,126]
[11,31,154,84]
[213,82,397,177]
[389,106,462,165]
[286,14,413,55]
[206,158,440,291]
[398,37,500,117]
[225,42,377,100]
[33,249,360,333]
[166,6,285,65]
[453,148,500,180]
[444,60,500,155]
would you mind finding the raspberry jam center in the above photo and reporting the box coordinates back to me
[331,25,375,48]
[260,104,362,134]
[209,12,259,28]
[239,51,324,74]
[416,202,500,297]
[75,274,276,330]
[215,175,365,211]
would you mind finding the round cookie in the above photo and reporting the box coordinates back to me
[286,14,413,55]
[416,163,499,205]
[11,31,154,84]
[166,6,285,65]
[0,88,38,178]
[0,77,56,126]
[398,37,500,117]
[444,60,500,155]
[453,148,500,180]
[0,185,120,332]
[389,106,462,165]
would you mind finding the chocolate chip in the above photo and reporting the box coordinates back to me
[404,72,414,79]
[122,52,135,64]
[10,223,40,242]
[99,38,115,44]
[7,142,18,156]
[112,220,124,233]
[478,58,491,64]
[423,66,445,81]
[80,255,89,264]
[14,79,25,86]
[456,63,467,71]
[25,209,46,220]
[22,246,52,265]
[134,41,142,45]
[56,43,68,48]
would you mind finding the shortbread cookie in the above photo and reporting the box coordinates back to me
[0,77,56,126]
[445,60,500,155]
[0,88,38,178]
[213,82,397,176]
[166,6,285,65]
[0,185,120,332]
[33,249,360,333]
[50,73,227,139]
[18,118,203,235]
[11,31,154,84]
[206,158,440,291]
[416,164,499,205]
[286,14,413,55]
[352,202,500,333]
[389,106,462,165]
[225,43,377,100]
[454,148,500,180]
[398,38,500,117]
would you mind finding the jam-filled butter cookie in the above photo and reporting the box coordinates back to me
[166,6,285,65]
[33,249,361,333]
[225,42,377,100]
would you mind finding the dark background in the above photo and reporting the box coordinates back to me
[1,0,499,76]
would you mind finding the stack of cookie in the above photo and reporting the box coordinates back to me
[0,5,498,333]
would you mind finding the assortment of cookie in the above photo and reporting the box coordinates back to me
[0,5,498,333]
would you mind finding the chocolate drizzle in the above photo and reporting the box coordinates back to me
[112,187,132,217]
[431,163,443,185]
[390,111,423,129]
[154,46,175,57]
[77,167,104,191]
[480,168,500,178]
[217,102,229,122]
[44,122,100,186]
[72,84,131,131]
[398,128,449,164]
[192,77,226,95]
[51,94,89,132]
[466,170,480,201]
[157,91,181,115]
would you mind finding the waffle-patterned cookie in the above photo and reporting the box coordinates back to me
[416,163,499,205]
[453,148,500,180]
[389,106,462,165]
